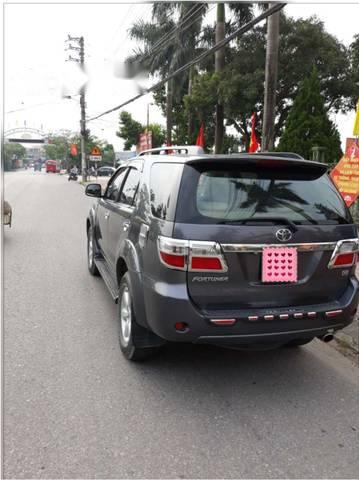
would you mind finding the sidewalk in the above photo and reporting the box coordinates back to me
[80,175,110,190]
[333,267,359,357]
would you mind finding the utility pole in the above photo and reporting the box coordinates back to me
[262,6,280,151]
[166,78,173,146]
[214,3,225,154]
[66,35,88,182]
[187,65,195,143]
[146,103,150,150]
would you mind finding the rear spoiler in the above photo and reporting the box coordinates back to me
[186,155,328,174]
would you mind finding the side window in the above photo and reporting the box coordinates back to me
[119,168,140,206]
[150,163,183,220]
[105,168,127,201]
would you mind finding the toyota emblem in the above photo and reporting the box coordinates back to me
[276,228,293,242]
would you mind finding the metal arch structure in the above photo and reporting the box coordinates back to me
[4,127,47,144]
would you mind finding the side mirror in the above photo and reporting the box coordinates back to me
[85,183,102,198]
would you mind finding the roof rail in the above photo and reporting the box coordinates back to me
[138,145,204,156]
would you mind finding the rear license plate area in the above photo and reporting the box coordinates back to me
[262,247,298,283]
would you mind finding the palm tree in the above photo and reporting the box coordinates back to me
[197,3,255,152]
[232,178,318,224]
[262,5,280,151]
[128,2,207,145]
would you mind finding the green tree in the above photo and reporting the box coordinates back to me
[187,14,353,150]
[128,2,208,144]
[146,3,254,147]
[349,34,359,106]
[63,133,110,170]
[41,131,116,170]
[102,143,115,166]
[278,69,342,164]
[116,111,165,150]
[148,123,166,148]
[4,143,26,171]
[117,111,143,150]
[44,135,69,165]
[184,72,219,149]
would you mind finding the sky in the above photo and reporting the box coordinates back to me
[3,1,359,152]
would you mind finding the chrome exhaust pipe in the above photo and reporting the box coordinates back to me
[320,333,334,343]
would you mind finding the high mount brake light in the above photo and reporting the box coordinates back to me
[255,159,284,167]
[328,239,359,269]
[158,236,228,272]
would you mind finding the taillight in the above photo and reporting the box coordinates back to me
[158,237,227,272]
[160,252,186,269]
[332,253,355,267]
[189,240,228,272]
[328,239,359,269]
[158,237,188,271]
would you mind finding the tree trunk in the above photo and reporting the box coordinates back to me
[262,7,280,152]
[187,66,195,143]
[214,3,225,154]
[242,116,250,152]
[166,78,173,145]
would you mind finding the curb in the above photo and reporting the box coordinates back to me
[333,269,358,356]
[334,330,359,354]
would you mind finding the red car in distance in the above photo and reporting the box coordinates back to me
[45,160,58,173]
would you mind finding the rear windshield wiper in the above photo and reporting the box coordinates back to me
[218,217,302,231]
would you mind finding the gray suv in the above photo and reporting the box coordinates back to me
[85,147,359,361]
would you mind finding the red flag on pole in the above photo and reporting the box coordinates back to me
[70,144,78,156]
[196,122,205,148]
[249,113,260,153]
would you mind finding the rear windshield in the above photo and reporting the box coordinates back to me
[175,164,351,225]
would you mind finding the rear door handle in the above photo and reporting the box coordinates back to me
[123,221,131,231]
[104,211,110,220]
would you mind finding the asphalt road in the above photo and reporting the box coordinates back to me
[3,170,359,479]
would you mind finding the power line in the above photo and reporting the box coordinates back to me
[108,3,134,50]
[132,3,207,69]
[139,4,202,61]
[88,3,286,123]
[113,3,152,56]
[88,5,209,70]
[86,4,215,121]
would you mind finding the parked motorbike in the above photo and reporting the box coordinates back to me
[68,172,78,181]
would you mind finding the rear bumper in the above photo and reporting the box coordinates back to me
[142,275,359,345]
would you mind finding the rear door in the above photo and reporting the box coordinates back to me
[106,167,141,271]
[96,168,128,262]
[173,158,357,311]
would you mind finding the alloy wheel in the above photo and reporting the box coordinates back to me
[120,287,132,347]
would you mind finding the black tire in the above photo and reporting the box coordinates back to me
[286,338,314,347]
[87,226,99,276]
[118,273,159,361]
